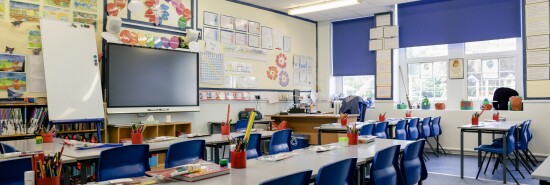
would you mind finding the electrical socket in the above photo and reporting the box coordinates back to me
[255,95,261,100]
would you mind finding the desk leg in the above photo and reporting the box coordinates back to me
[460,130,464,178]
[503,135,507,184]
[478,131,482,167]
[541,180,550,185]
[317,130,321,145]
[214,144,220,164]
[359,164,365,185]
[63,165,70,185]
[209,123,213,135]
[80,161,87,184]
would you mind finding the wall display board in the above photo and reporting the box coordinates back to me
[524,0,550,99]
[372,12,396,100]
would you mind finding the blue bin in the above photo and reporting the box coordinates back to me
[291,134,309,150]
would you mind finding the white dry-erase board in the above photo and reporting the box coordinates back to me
[40,19,105,122]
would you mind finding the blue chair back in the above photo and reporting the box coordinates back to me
[236,119,252,132]
[419,117,431,139]
[0,157,32,185]
[400,140,427,185]
[407,118,420,140]
[429,117,442,137]
[517,120,530,150]
[1,143,16,154]
[395,120,407,140]
[373,122,388,139]
[358,102,367,122]
[370,145,402,185]
[165,140,205,168]
[260,170,312,185]
[526,120,533,142]
[315,158,358,185]
[97,145,151,181]
[359,124,374,136]
[269,129,292,155]
[232,133,262,160]
[505,125,517,154]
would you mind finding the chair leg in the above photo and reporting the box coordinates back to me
[221,146,226,159]
[423,151,430,161]
[523,150,538,166]
[503,161,521,185]
[436,137,447,155]
[425,139,439,157]
[527,149,539,163]
[484,153,494,174]
[492,154,501,175]
[514,151,533,173]
[476,152,488,179]
[507,155,525,179]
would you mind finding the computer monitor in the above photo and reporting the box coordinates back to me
[293,89,300,105]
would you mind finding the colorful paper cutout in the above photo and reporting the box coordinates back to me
[161,37,170,48]
[276,53,287,69]
[178,16,186,29]
[146,34,154,47]
[153,37,162,48]
[279,70,289,87]
[119,30,132,44]
[137,33,147,46]
[267,66,278,80]
[169,36,179,49]
[106,3,119,16]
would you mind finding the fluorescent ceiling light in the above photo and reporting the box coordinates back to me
[288,0,361,15]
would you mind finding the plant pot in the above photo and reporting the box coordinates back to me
[230,151,247,169]
[471,118,479,125]
[221,125,230,135]
[347,133,358,145]
[41,133,54,143]
[36,176,60,185]
[131,133,143,144]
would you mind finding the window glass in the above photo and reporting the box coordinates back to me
[465,38,516,54]
[406,45,449,58]
[342,75,375,100]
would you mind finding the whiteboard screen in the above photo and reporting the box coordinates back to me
[40,19,105,122]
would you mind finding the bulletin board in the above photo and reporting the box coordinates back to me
[523,0,550,99]
[0,0,103,98]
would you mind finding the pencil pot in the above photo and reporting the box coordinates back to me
[230,151,246,169]
[347,133,358,145]
[41,133,54,143]
[405,113,411,117]
[221,124,230,135]
[340,117,348,126]
[378,115,385,122]
[493,114,499,121]
[36,176,60,185]
[131,133,143,144]
[471,118,479,125]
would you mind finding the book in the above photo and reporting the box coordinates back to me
[145,160,230,182]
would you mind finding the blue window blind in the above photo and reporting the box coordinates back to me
[398,0,521,48]
[332,17,376,76]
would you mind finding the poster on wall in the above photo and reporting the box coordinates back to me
[0,54,25,72]
[73,11,97,28]
[420,63,433,79]
[482,59,499,79]
[203,27,219,42]
[248,34,260,48]
[204,11,219,27]
[43,6,70,22]
[0,72,27,92]
[449,58,464,79]
[261,26,273,50]
[273,30,283,50]
[0,0,5,18]
[45,0,70,8]
[220,15,234,30]
[9,1,40,22]
[235,32,247,46]
[235,18,248,32]
[220,30,234,45]
[73,0,97,12]
[28,30,42,49]
[249,21,260,35]
[283,36,291,52]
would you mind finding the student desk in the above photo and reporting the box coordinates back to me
[267,114,358,145]
[208,120,274,134]
[102,139,412,185]
[315,120,402,145]
[458,121,523,184]
[532,155,550,185]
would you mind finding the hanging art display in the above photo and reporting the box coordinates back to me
[279,71,289,87]
[266,66,278,80]
[275,53,287,69]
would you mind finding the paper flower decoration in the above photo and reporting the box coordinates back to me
[169,36,179,49]
[114,0,127,9]
[107,3,119,16]
[178,16,187,29]
[119,30,132,44]
[161,37,170,48]
[279,71,289,87]
[145,34,154,47]
[267,66,278,80]
[276,53,287,69]
[137,33,147,46]
[153,37,162,48]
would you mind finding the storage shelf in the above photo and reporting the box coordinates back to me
[57,129,105,134]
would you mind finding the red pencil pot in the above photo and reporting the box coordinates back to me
[347,133,358,145]
[36,176,60,185]
[221,125,230,135]
[493,114,499,121]
[340,117,348,126]
[131,133,143,144]
[405,113,411,117]
[230,151,247,169]
[379,115,385,122]
[41,133,54,143]
[471,118,479,125]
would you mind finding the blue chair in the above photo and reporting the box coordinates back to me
[97,145,151,181]
[394,120,407,140]
[358,102,367,122]
[165,140,205,168]
[407,118,420,141]
[400,140,427,185]
[368,145,402,185]
[359,124,374,136]
[231,133,262,160]
[524,121,539,165]
[373,122,388,139]
[236,119,253,132]
[429,117,447,155]
[269,129,292,155]
[475,125,523,184]
[491,120,535,173]
[0,156,32,185]
[419,117,438,157]
[1,143,16,154]
[315,158,358,185]
[260,170,312,185]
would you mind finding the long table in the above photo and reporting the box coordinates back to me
[268,114,358,145]
[315,119,405,145]
[208,120,274,134]
[458,121,523,184]
[103,139,413,185]
[532,155,550,185]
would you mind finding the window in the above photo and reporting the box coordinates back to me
[342,76,375,100]
[407,62,448,102]
[465,38,517,54]
[467,57,515,100]
[406,45,448,59]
